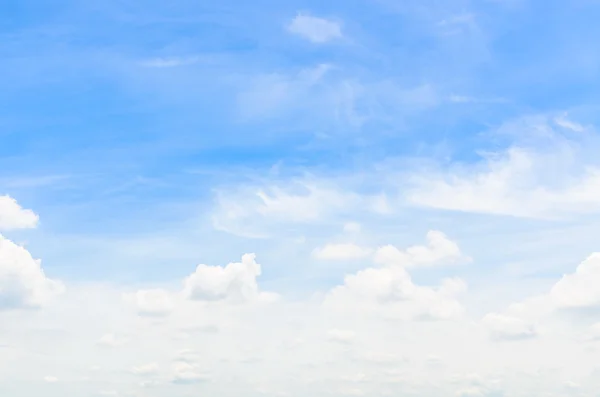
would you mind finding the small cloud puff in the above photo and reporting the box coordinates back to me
[287,13,343,43]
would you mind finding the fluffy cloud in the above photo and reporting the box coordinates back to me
[324,232,467,321]
[96,333,127,348]
[549,253,600,309]
[287,14,342,43]
[0,234,64,310]
[183,253,277,303]
[313,243,372,261]
[482,313,538,340]
[4,244,600,396]
[327,328,356,344]
[131,362,160,376]
[482,253,600,340]
[326,265,466,320]
[0,195,38,230]
[374,230,466,268]
[123,288,174,317]
[171,362,209,384]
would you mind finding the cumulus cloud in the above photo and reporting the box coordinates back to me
[182,253,277,303]
[374,230,466,268]
[326,266,466,320]
[313,243,372,261]
[287,14,342,43]
[123,288,174,317]
[482,313,538,340]
[0,195,38,230]
[549,253,600,309]
[483,253,600,339]
[324,232,467,321]
[0,235,64,310]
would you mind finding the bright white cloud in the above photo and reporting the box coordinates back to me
[374,230,466,268]
[327,328,356,344]
[96,333,127,348]
[131,362,160,376]
[183,253,277,303]
[313,243,372,261]
[0,195,38,230]
[0,235,64,310]
[287,14,342,43]
[326,265,467,321]
[5,192,600,397]
[171,362,209,384]
[482,253,600,341]
[549,253,600,309]
[482,313,538,340]
[3,245,600,396]
[212,178,366,237]
[406,114,600,218]
[123,288,174,317]
[324,232,467,321]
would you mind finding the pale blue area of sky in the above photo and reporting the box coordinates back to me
[3,0,600,289]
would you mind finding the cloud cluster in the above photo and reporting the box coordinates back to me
[0,199,62,310]
[0,195,38,230]
[324,237,468,321]
[3,196,600,396]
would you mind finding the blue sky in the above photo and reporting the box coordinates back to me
[3,0,600,396]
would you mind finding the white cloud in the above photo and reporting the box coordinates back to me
[374,230,466,268]
[405,114,600,218]
[0,195,38,230]
[131,362,160,376]
[324,232,467,321]
[96,333,127,348]
[171,362,209,384]
[287,14,342,43]
[182,253,277,303]
[123,288,174,317]
[554,114,585,132]
[326,265,466,321]
[586,322,600,341]
[549,253,600,309]
[6,198,600,396]
[327,328,356,344]
[313,243,372,261]
[44,376,58,383]
[0,235,64,310]
[343,222,361,233]
[212,178,366,237]
[482,253,600,341]
[482,313,538,340]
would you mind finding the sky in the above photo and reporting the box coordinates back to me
[3,0,600,395]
